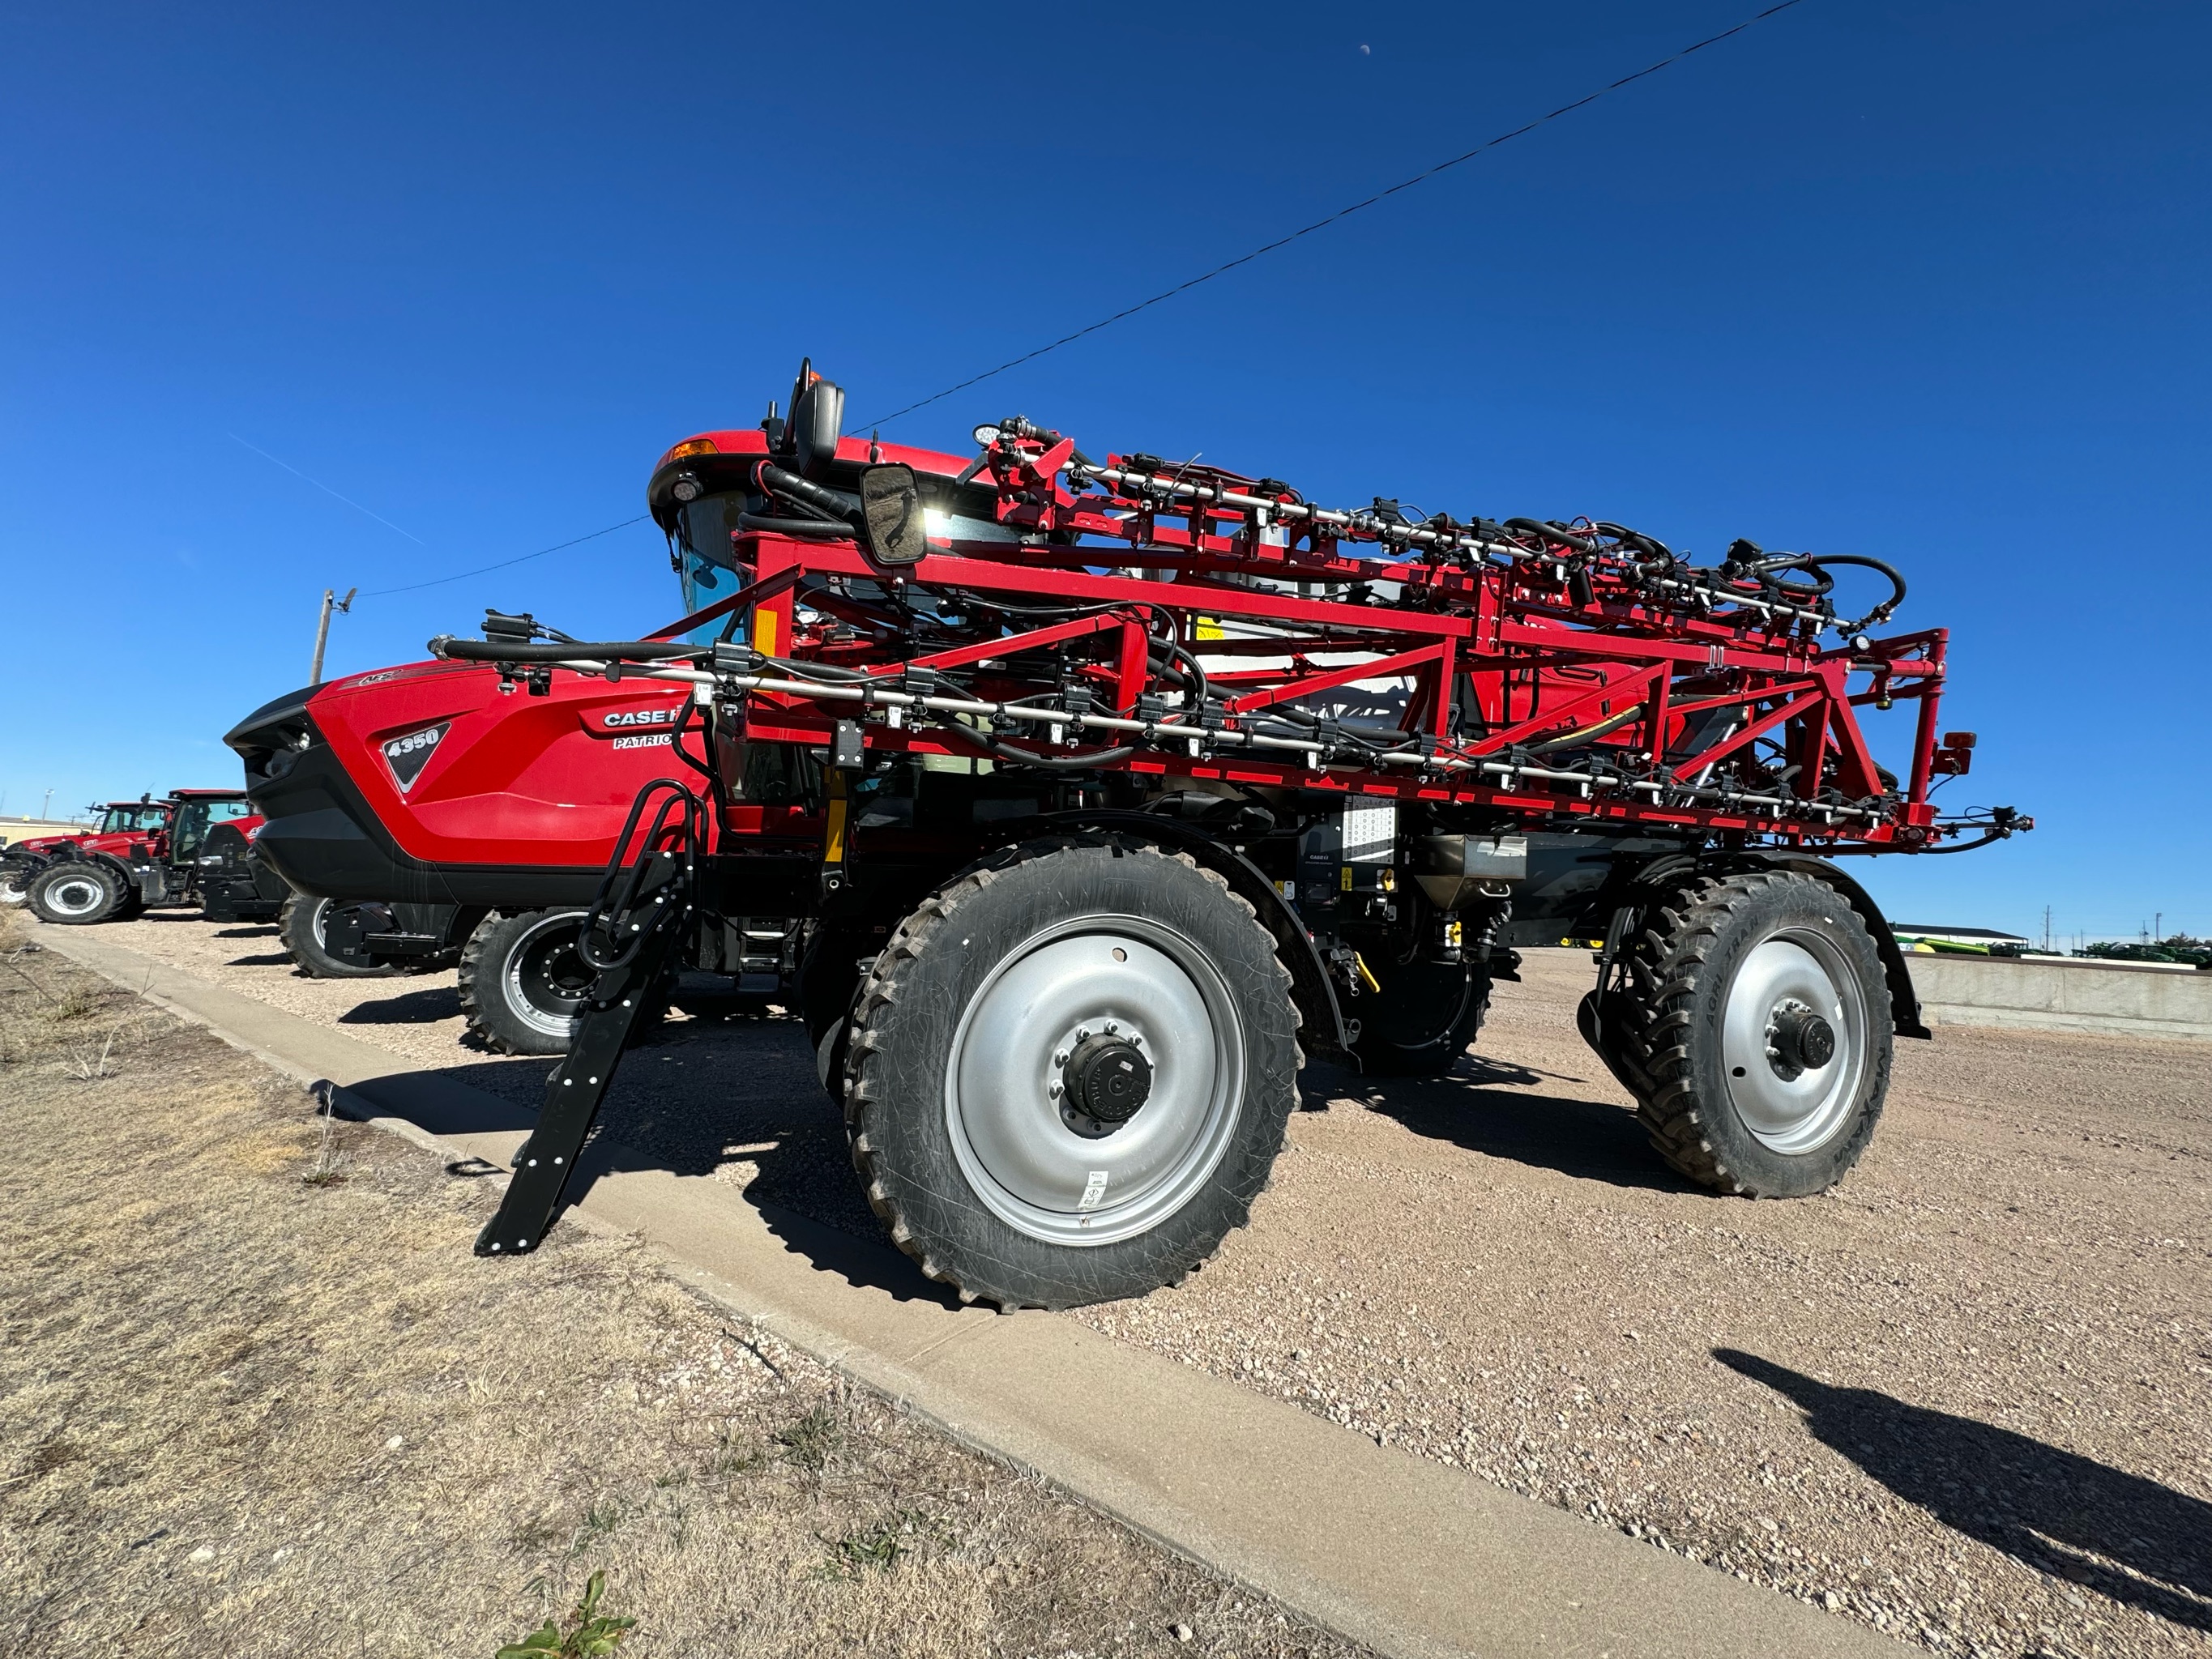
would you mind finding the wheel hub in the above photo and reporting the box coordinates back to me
[945,915,1245,1247]
[1719,932,1869,1156]
[1765,998,1836,1079]
[1061,1032,1153,1130]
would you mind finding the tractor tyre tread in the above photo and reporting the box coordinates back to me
[842,834,1300,1311]
[280,895,403,980]
[26,860,126,926]
[1617,871,1890,1197]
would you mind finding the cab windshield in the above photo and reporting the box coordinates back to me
[98,805,169,834]
[169,800,251,862]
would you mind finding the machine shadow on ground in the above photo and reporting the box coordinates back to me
[419,1012,959,1307]
[337,984,463,1026]
[1308,1055,1701,1194]
[1716,1349,2212,1632]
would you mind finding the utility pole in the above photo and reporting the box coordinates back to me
[310,586,358,684]
[2043,906,2052,952]
[41,788,54,820]
[2154,911,2163,943]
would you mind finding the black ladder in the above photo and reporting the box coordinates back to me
[475,780,702,1257]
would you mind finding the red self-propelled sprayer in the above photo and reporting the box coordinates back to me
[235,362,2029,1309]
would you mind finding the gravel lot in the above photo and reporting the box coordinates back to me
[66,911,2212,1659]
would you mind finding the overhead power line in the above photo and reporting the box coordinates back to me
[361,516,651,597]
[859,0,1813,431]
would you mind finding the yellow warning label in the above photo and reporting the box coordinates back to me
[753,608,779,657]
[1195,616,1224,641]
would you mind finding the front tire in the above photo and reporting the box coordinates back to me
[1622,871,1891,1197]
[458,909,596,1055]
[27,861,126,926]
[281,895,403,980]
[845,836,1301,1310]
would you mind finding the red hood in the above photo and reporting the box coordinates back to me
[7,829,161,857]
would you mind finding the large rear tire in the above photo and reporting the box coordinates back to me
[844,836,1301,1310]
[1613,871,1891,1197]
[281,895,403,980]
[1347,953,1490,1077]
[27,861,126,926]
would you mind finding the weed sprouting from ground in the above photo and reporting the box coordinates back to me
[62,1025,121,1081]
[495,1569,635,1657]
[302,1082,347,1187]
[55,982,100,1020]
[775,1404,841,1470]
[818,1508,954,1581]
[570,1499,629,1553]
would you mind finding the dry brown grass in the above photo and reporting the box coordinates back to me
[0,916,1367,1659]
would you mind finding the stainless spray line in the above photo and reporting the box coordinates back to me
[1063,460,1833,632]
[570,659,1883,826]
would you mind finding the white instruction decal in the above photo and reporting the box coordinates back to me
[1078,1171,1109,1210]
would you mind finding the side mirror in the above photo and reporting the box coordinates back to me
[792,376,845,478]
[858,465,929,567]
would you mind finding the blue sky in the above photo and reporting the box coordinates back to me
[2,1,2204,942]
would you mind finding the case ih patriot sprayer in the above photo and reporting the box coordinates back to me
[231,364,2026,1309]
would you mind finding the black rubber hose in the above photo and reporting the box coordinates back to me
[1807,554,1908,629]
[1505,517,1596,554]
[431,637,707,663]
[737,513,853,539]
[978,734,1138,770]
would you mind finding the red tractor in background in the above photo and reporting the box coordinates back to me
[2,798,173,907]
[10,791,265,927]
[233,361,2029,1309]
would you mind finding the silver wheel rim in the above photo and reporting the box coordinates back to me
[944,913,1245,1247]
[43,874,107,918]
[503,913,591,1040]
[0,877,28,906]
[309,897,333,949]
[1720,927,1868,1155]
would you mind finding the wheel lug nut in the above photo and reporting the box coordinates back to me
[1104,1020,1119,1034]
[1048,1081,1062,1098]
[1053,1051,1069,1066]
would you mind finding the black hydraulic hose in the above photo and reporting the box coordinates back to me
[755,463,859,521]
[431,637,708,663]
[1806,554,1908,629]
[979,733,1138,770]
[1505,517,1595,554]
[737,512,853,539]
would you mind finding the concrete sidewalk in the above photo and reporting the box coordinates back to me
[37,925,1903,1659]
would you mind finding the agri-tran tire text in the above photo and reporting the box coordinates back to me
[1605,870,1892,1197]
[843,836,1302,1311]
[27,861,126,926]
[280,894,401,980]
[1347,953,1490,1077]
[459,909,598,1056]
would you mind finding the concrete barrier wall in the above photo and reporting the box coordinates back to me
[1904,953,2212,1041]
